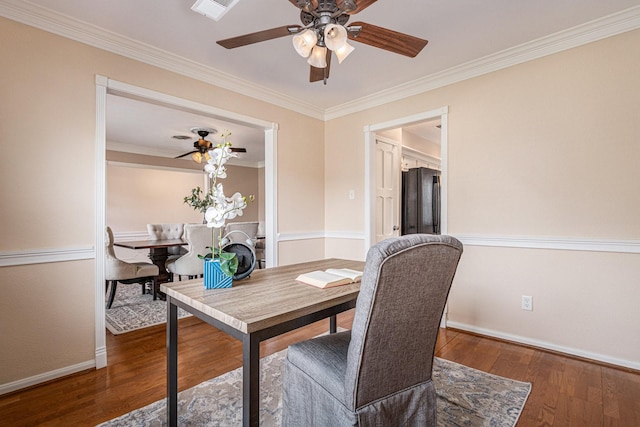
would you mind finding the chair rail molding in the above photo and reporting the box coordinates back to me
[2,234,636,268]
[277,231,365,242]
[0,247,95,267]
[454,234,640,254]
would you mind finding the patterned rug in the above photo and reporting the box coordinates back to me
[97,350,531,426]
[105,283,191,335]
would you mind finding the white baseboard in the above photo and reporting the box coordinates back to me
[96,345,107,369]
[446,321,640,371]
[0,359,95,396]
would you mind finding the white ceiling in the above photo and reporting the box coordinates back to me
[11,0,639,110]
[106,94,266,164]
[4,0,639,161]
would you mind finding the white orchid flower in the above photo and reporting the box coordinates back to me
[205,206,226,228]
[221,144,237,159]
[212,183,226,204]
[185,131,253,265]
[204,159,227,179]
[227,193,247,219]
[209,147,226,164]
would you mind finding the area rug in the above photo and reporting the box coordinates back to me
[105,283,191,335]
[97,350,531,426]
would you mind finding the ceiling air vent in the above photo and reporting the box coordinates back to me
[191,0,240,21]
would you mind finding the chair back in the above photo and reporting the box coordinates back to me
[167,224,221,276]
[225,221,259,243]
[147,223,184,239]
[105,226,117,258]
[344,234,463,410]
[104,226,149,281]
[147,223,185,255]
[185,223,214,255]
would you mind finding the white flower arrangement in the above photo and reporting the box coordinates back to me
[184,131,253,277]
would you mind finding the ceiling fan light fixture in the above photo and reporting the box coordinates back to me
[292,29,317,58]
[192,152,203,163]
[307,45,327,68]
[324,24,348,51]
[334,42,354,63]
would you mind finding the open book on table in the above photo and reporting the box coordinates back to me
[296,268,363,289]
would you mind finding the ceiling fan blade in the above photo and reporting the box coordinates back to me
[217,25,302,49]
[340,0,377,14]
[175,151,196,159]
[309,49,332,83]
[348,21,428,58]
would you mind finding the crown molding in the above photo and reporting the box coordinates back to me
[324,5,640,120]
[0,0,325,120]
[1,1,639,122]
[107,141,178,159]
[107,142,264,169]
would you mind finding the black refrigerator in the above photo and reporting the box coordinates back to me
[401,167,441,235]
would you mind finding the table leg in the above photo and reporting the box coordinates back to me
[148,247,170,299]
[167,298,178,427]
[242,333,260,427]
[330,315,337,333]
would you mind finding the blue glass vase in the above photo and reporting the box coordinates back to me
[203,259,233,289]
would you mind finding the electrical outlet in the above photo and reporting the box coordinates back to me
[348,190,355,200]
[521,295,533,311]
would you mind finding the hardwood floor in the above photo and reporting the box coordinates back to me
[1,312,638,426]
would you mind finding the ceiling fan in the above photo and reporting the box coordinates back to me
[175,127,246,163]
[217,0,428,84]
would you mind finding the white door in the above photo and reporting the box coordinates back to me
[375,138,400,243]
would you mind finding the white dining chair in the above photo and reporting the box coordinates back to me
[105,226,159,308]
[166,224,220,281]
[146,223,187,259]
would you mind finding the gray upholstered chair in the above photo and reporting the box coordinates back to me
[146,223,187,259]
[105,226,159,309]
[282,234,463,426]
[165,224,219,281]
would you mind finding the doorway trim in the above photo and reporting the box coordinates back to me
[363,106,449,252]
[94,76,278,367]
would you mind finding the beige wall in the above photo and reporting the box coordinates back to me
[1,15,639,391]
[324,29,640,366]
[106,154,260,233]
[0,17,324,387]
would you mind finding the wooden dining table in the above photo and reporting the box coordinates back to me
[161,257,365,427]
[114,238,186,297]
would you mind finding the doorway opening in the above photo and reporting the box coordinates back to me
[363,107,449,251]
[94,76,278,367]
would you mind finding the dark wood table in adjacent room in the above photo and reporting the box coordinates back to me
[114,238,186,297]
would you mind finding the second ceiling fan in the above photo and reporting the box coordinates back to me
[175,128,246,164]
[217,0,428,84]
